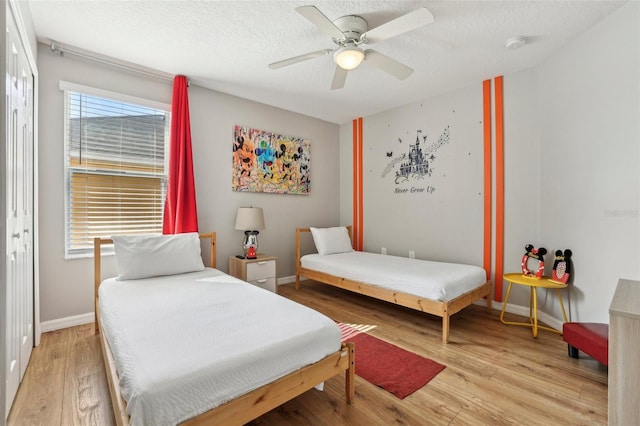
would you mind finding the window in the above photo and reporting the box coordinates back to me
[61,82,170,257]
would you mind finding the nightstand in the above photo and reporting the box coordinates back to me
[228,254,278,293]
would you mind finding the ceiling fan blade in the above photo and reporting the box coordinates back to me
[269,49,333,69]
[296,5,345,40]
[331,65,348,90]
[365,50,413,80]
[361,8,434,44]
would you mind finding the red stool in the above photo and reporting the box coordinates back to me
[562,322,609,366]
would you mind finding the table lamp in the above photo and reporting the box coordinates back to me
[235,207,265,259]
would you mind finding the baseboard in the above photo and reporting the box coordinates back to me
[289,275,563,331]
[40,312,94,333]
[508,302,563,331]
[278,275,296,285]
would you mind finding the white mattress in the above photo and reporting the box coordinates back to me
[301,252,486,302]
[98,268,340,426]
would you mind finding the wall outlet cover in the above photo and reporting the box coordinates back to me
[409,250,415,259]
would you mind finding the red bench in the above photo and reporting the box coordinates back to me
[562,322,609,366]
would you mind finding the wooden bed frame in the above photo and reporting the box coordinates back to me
[94,232,355,426]
[295,227,492,344]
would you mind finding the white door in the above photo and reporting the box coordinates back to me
[5,10,34,415]
[17,22,34,380]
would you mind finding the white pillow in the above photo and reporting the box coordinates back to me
[310,226,354,256]
[111,233,205,280]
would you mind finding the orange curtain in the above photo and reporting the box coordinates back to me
[163,75,198,234]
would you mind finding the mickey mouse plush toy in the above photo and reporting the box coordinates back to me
[521,244,547,278]
[551,249,572,284]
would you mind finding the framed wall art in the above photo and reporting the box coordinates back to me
[232,125,311,195]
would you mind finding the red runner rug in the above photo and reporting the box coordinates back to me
[339,323,445,399]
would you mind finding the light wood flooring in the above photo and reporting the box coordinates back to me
[8,280,607,425]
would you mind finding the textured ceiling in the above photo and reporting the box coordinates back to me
[28,0,625,124]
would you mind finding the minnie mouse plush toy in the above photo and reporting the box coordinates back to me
[521,244,547,278]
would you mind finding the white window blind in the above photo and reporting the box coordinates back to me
[62,82,170,257]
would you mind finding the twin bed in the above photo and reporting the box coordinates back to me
[94,232,354,426]
[295,226,492,344]
[95,226,489,424]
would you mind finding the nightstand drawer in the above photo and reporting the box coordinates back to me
[247,277,277,293]
[228,255,278,294]
[246,260,276,281]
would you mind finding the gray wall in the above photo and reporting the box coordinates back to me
[339,1,640,323]
[37,44,339,322]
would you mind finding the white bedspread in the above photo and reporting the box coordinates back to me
[301,252,486,302]
[99,268,340,426]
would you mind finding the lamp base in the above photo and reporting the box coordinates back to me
[242,230,259,259]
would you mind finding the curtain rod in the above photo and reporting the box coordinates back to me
[46,39,176,83]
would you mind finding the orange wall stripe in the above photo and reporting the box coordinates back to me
[494,76,505,302]
[358,117,364,251]
[352,119,359,250]
[482,80,492,285]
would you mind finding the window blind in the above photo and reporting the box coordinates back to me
[63,85,170,257]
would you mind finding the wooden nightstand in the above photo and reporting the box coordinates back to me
[228,254,278,293]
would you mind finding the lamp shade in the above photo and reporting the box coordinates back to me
[235,207,265,231]
[334,44,364,70]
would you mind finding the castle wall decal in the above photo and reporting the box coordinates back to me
[382,126,450,194]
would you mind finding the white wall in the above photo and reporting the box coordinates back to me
[339,1,639,323]
[338,76,541,309]
[501,68,542,308]
[340,86,486,267]
[37,44,339,322]
[538,0,640,322]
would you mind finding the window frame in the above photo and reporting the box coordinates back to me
[60,81,171,259]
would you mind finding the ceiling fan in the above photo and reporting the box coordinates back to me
[268,5,434,90]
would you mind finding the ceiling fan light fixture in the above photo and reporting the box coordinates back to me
[334,45,364,70]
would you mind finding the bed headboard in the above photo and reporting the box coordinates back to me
[93,232,217,333]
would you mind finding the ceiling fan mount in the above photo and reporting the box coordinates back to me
[332,15,368,45]
[269,5,434,90]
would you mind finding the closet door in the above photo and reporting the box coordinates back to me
[5,12,22,412]
[17,25,34,380]
[5,10,34,415]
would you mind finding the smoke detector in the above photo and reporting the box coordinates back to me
[505,36,527,50]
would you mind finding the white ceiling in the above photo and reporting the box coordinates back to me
[28,0,625,124]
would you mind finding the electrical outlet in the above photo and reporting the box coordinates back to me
[409,250,415,259]
[381,247,387,255]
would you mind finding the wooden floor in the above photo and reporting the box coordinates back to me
[8,280,607,425]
